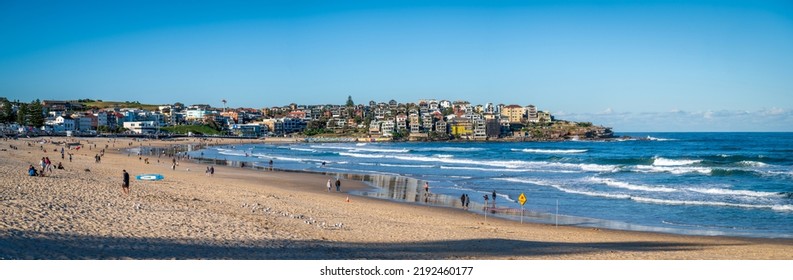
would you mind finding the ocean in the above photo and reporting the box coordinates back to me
[189,132,793,238]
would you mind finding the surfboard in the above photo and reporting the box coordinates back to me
[135,174,164,181]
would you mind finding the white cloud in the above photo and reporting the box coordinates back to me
[762,107,787,116]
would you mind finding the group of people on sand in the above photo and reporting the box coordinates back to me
[459,194,470,210]
[28,156,65,177]
[326,178,342,192]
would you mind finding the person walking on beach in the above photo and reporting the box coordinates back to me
[210,166,214,176]
[122,170,130,196]
[460,194,466,209]
[492,190,497,207]
[424,182,430,194]
[464,194,470,210]
[68,153,72,162]
[483,194,489,210]
[335,178,341,192]
[268,159,273,170]
[45,157,52,173]
[327,179,332,192]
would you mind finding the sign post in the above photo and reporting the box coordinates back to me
[518,193,527,224]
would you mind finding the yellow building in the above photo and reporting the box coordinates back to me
[500,105,525,124]
[450,119,473,137]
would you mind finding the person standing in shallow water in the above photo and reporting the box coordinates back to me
[122,170,130,196]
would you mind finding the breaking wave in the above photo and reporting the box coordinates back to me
[587,177,677,192]
[512,148,588,154]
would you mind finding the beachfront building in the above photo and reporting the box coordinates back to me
[185,109,212,122]
[526,105,539,123]
[434,120,447,134]
[326,118,347,133]
[421,114,433,132]
[538,111,553,123]
[395,113,407,130]
[123,121,158,134]
[275,118,306,135]
[230,123,267,137]
[41,100,83,112]
[501,105,525,124]
[408,112,420,133]
[369,120,381,135]
[485,119,501,138]
[94,111,118,131]
[74,114,96,132]
[473,119,487,139]
[381,120,395,137]
[220,111,240,123]
[450,118,473,138]
[45,115,76,132]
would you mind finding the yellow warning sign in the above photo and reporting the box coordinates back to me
[518,193,526,206]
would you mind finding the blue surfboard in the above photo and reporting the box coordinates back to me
[135,174,164,181]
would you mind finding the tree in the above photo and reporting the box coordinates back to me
[28,100,45,127]
[346,95,355,107]
[0,98,13,123]
[16,103,27,125]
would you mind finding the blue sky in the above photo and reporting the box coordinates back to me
[1,0,792,131]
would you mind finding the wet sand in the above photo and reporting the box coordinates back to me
[1,136,792,259]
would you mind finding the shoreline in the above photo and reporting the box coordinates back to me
[192,140,793,240]
[2,136,792,259]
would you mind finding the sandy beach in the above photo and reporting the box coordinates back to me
[1,136,792,260]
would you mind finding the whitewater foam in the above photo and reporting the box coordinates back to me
[379,163,436,168]
[513,148,588,154]
[311,145,410,153]
[338,152,386,158]
[646,136,676,141]
[288,147,318,152]
[496,178,631,199]
[652,157,702,166]
[686,187,784,198]
[498,178,792,211]
[634,165,712,175]
[588,177,677,192]
[737,160,768,167]
[630,197,792,211]
[414,147,486,152]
